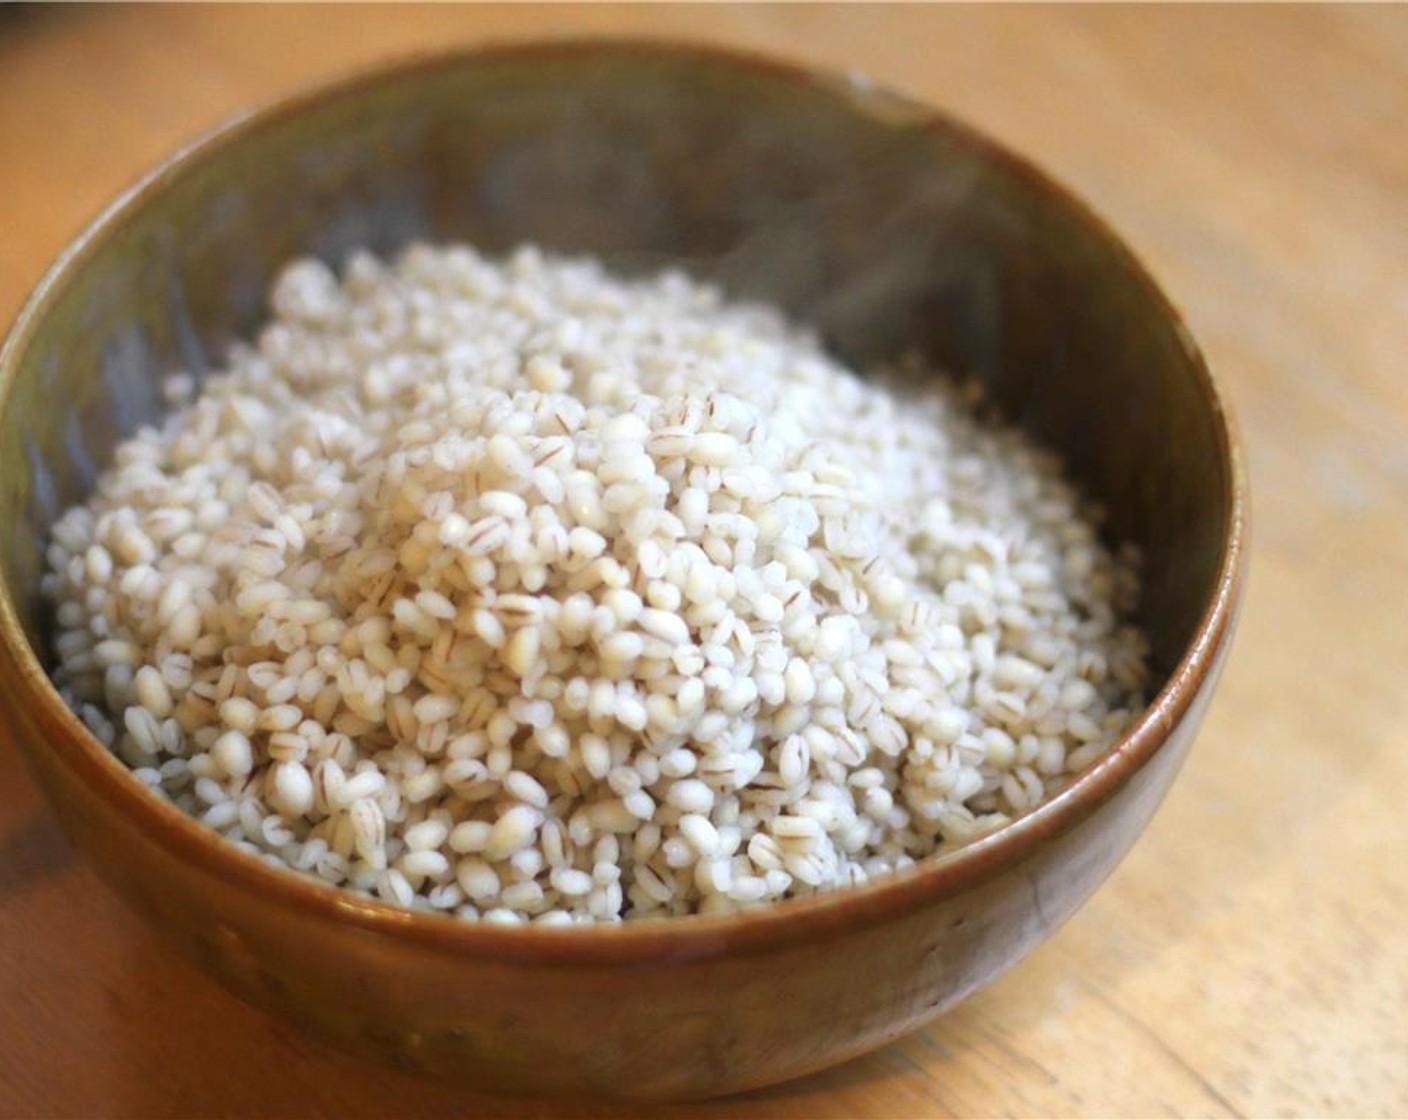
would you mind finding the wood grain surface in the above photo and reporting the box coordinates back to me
[1,5,1405,1117]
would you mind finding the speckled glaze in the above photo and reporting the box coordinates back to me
[0,43,1246,1100]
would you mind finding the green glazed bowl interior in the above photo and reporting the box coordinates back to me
[0,42,1244,1100]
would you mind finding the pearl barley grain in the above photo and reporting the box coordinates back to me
[45,242,1149,925]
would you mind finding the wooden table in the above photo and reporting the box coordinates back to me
[2,5,1405,1116]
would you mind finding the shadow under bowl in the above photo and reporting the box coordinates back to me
[0,42,1246,1101]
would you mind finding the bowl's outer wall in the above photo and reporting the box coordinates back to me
[10,645,1224,1098]
[0,47,1235,1098]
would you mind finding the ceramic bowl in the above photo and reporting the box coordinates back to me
[0,42,1246,1100]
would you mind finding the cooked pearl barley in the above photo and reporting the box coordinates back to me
[44,243,1148,924]
[268,761,315,819]
[211,730,254,779]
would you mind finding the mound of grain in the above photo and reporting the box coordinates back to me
[44,244,1149,924]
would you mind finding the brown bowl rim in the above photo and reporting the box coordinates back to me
[0,39,1248,965]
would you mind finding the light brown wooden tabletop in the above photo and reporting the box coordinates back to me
[2,5,1406,1117]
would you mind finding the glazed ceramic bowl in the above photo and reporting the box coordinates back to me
[0,43,1246,1100]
